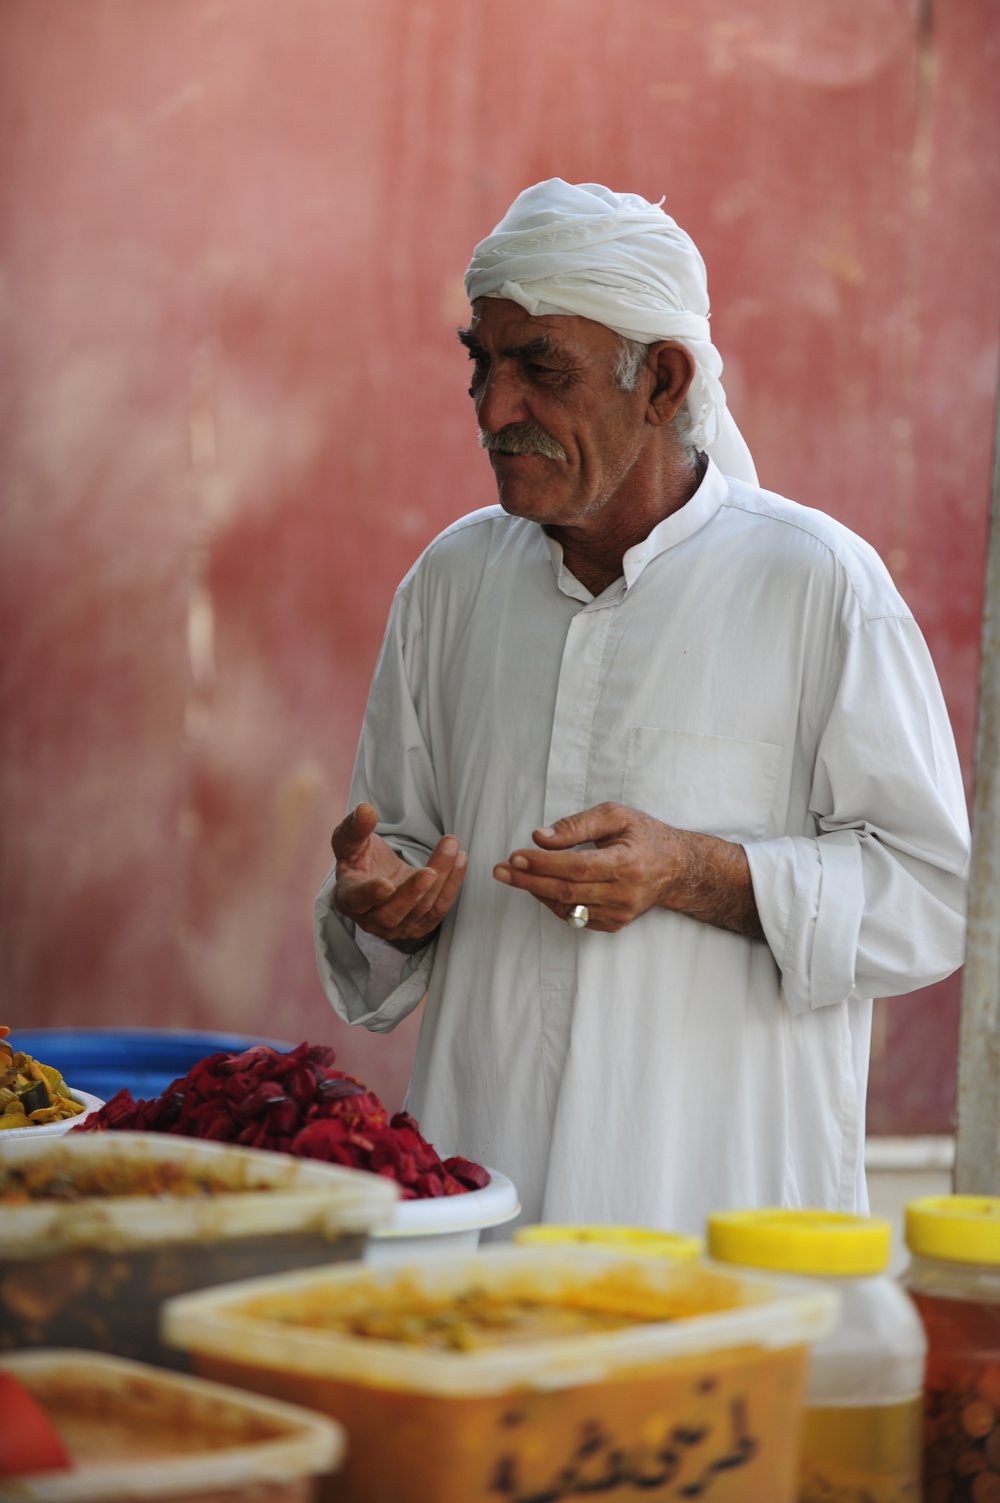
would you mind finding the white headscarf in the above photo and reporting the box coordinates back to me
[464,179,757,485]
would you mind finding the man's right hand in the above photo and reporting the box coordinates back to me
[331,802,468,949]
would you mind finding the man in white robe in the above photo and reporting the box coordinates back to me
[314,180,970,1234]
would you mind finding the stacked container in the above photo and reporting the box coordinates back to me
[708,1209,926,1502]
[162,1245,837,1503]
[0,1349,344,1502]
[903,1195,1000,1503]
[0,1133,397,1368]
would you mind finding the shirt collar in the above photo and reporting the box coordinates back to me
[543,458,729,600]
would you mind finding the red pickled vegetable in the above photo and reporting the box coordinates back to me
[74,1042,489,1199]
[0,1372,72,1476]
[443,1156,492,1191]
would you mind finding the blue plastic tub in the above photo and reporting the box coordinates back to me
[6,1029,297,1104]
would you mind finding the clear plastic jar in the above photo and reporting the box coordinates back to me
[903,1195,1000,1503]
[708,1208,926,1502]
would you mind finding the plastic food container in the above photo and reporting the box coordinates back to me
[515,1224,704,1262]
[364,1166,519,1263]
[0,1349,343,1502]
[903,1195,1000,1503]
[0,1132,397,1369]
[708,1208,926,1503]
[163,1245,836,1502]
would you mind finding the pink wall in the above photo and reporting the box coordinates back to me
[2,0,998,1126]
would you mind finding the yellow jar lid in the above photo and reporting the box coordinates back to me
[514,1224,703,1262]
[707,1209,891,1276]
[905,1196,1000,1266]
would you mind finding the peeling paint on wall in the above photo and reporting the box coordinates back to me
[1,0,997,1126]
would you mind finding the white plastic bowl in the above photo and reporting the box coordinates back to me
[0,1088,104,1142]
[365,1166,519,1262]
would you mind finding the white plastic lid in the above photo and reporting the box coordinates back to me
[0,1132,397,1257]
[162,1245,837,1398]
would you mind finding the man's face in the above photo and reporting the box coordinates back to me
[459,298,651,529]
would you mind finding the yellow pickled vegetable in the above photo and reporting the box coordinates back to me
[0,1027,82,1128]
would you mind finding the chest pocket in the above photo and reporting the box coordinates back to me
[622,727,784,843]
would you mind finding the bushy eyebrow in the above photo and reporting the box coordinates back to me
[456,327,558,362]
[456,327,485,357]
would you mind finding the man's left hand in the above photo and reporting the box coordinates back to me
[492,802,765,940]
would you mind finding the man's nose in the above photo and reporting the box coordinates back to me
[474,365,528,433]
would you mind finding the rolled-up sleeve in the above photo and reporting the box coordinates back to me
[313,879,435,1030]
[745,614,970,1015]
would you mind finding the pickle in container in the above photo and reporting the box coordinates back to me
[0,1027,86,1131]
[0,1133,396,1370]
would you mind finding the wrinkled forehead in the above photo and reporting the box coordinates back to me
[466,296,622,357]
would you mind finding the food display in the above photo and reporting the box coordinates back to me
[904,1196,1000,1503]
[796,1401,924,1502]
[909,1346,1000,1503]
[0,1028,86,1132]
[0,1368,72,1479]
[0,1349,343,1501]
[162,1247,837,1503]
[1,1157,247,1203]
[76,1040,489,1200]
[707,1208,926,1503]
[267,1285,662,1351]
[0,1134,396,1369]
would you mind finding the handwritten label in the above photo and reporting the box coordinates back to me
[488,1396,758,1500]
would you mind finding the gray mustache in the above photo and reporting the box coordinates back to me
[479,424,568,462]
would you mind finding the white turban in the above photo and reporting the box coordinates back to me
[464,179,757,485]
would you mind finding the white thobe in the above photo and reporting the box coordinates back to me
[315,461,970,1236]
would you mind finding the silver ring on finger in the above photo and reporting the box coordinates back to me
[566,904,590,930]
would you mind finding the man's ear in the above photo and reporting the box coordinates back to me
[645,342,695,426]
